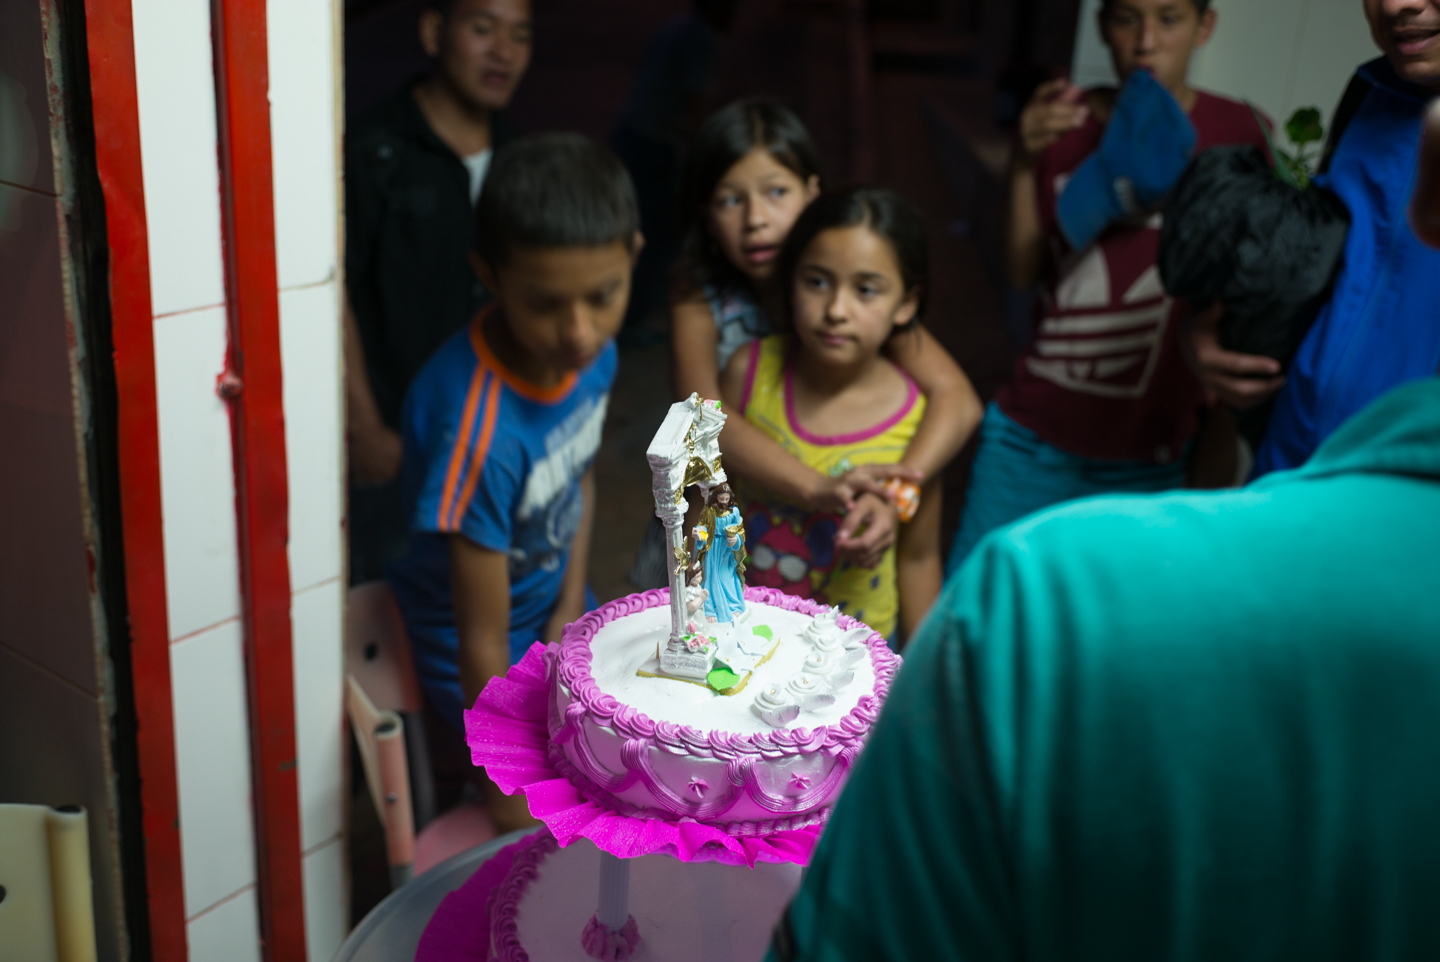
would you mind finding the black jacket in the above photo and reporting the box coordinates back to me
[345,83,517,428]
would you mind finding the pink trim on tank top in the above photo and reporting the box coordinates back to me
[783,360,920,446]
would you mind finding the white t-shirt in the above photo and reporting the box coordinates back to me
[462,148,493,205]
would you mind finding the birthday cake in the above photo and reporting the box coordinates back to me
[549,586,897,834]
[448,395,899,962]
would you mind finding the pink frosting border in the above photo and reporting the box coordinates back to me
[488,830,559,962]
[414,829,548,962]
[554,586,900,763]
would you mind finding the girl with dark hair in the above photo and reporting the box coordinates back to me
[719,188,958,642]
[667,99,981,570]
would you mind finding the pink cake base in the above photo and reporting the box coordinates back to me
[415,831,532,962]
[416,828,802,962]
[465,642,824,867]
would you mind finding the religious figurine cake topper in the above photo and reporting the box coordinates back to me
[693,482,746,625]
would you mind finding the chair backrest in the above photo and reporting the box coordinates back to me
[345,678,416,882]
[347,580,423,715]
[0,804,97,962]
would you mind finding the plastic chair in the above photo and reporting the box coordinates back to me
[346,582,432,887]
[346,582,495,885]
[0,804,97,962]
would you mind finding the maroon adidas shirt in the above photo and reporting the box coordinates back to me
[995,90,1269,463]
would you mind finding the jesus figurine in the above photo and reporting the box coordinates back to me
[693,483,746,624]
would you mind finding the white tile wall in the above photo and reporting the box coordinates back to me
[171,619,258,918]
[138,1,348,954]
[269,2,349,953]
[268,0,340,291]
[280,282,344,592]
[186,887,264,962]
[130,0,227,316]
[302,838,348,962]
[153,307,244,640]
[292,578,345,851]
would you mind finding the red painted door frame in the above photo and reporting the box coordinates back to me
[81,2,188,958]
[84,1,307,957]
[210,1,309,958]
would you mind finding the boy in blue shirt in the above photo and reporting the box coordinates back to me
[388,135,636,808]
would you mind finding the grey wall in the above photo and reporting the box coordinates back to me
[0,2,128,959]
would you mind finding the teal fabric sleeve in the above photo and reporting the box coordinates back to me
[772,378,1440,961]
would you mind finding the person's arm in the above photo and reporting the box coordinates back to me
[1180,303,1286,410]
[1412,98,1440,250]
[1007,78,1088,291]
[449,535,513,711]
[895,478,943,642]
[449,535,540,834]
[679,296,904,513]
[542,469,596,642]
[344,294,404,485]
[880,327,982,484]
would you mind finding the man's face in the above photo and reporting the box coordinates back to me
[1366,0,1440,89]
[1101,0,1216,94]
[421,0,533,113]
[481,239,637,374]
[717,490,731,510]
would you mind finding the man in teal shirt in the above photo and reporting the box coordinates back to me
[770,102,1440,962]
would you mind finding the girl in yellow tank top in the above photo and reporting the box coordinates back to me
[719,188,949,641]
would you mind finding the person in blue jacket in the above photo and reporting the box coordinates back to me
[1186,0,1440,475]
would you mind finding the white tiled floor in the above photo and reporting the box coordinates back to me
[303,837,349,962]
[292,578,345,851]
[152,307,244,640]
[279,282,344,593]
[171,619,258,919]
[267,0,340,291]
[130,0,227,316]
[186,887,263,962]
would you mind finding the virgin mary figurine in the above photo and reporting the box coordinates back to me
[693,483,746,623]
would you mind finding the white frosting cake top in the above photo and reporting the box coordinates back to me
[585,602,876,736]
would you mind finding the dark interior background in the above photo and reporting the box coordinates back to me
[342,0,1081,919]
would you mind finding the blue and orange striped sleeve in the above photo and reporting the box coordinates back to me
[407,347,517,552]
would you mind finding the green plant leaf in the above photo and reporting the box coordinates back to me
[1286,107,1324,148]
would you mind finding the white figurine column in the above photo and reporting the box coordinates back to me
[646,394,728,678]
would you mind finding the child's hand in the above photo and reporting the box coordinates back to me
[807,464,923,514]
[835,492,899,569]
[543,597,587,644]
[1018,78,1088,167]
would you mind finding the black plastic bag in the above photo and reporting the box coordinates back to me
[1158,145,1349,366]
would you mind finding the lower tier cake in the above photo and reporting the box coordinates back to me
[485,830,801,961]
